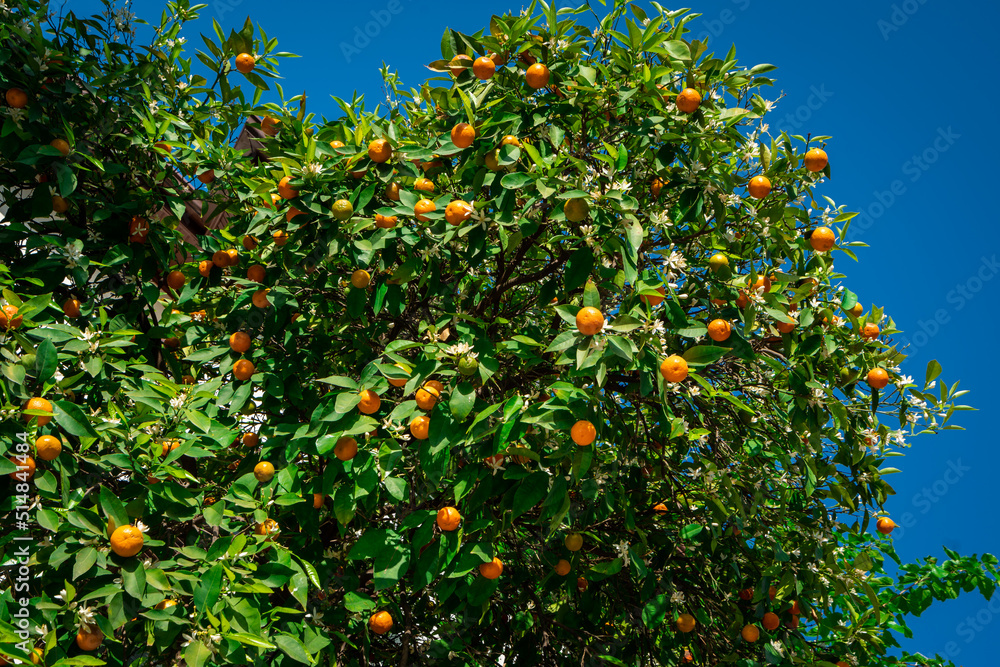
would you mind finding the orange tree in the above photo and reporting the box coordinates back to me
[0,1,995,666]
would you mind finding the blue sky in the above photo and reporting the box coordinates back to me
[73,0,1000,663]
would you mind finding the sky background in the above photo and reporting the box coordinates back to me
[66,0,1000,663]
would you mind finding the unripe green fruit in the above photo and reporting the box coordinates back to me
[457,356,479,376]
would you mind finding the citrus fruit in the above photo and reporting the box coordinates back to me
[233,359,255,381]
[368,138,392,163]
[445,200,473,225]
[676,88,702,113]
[676,613,696,633]
[253,461,275,482]
[451,123,476,148]
[415,385,440,410]
[254,518,278,537]
[866,368,889,389]
[277,176,298,199]
[809,226,835,252]
[313,493,325,508]
[861,323,880,340]
[876,517,896,534]
[449,54,472,76]
[410,415,430,440]
[708,253,729,272]
[375,213,398,228]
[5,88,28,108]
[1,305,23,329]
[414,198,436,222]
[8,455,35,480]
[110,525,144,557]
[414,177,434,192]
[473,56,496,80]
[128,216,149,243]
[437,506,461,531]
[155,599,178,610]
[525,63,550,88]
[659,355,688,383]
[63,298,81,317]
[479,557,503,579]
[332,199,354,221]
[570,420,597,446]
[75,626,103,651]
[369,611,393,635]
[24,397,52,425]
[50,138,70,156]
[741,624,759,642]
[576,306,604,336]
[252,289,270,308]
[707,319,732,342]
[804,148,828,172]
[640,286,665,306]
[564,198,590,222]
[762,612,780,630]
[229,332,251,353]
[234,53,255,74]
[457,355,479,376]
[748,175,771,199]
[358,389,381,414]
[247,264,265,283]
[555,559,571,576]
[35,435,62,461]
[334,437,358,461]
[388,364,410,387]
[564,533,583,552]
[351,269,371,289]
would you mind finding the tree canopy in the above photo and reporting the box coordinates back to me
[0,1,994,666]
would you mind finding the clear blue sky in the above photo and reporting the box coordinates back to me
[74,0,1000,663]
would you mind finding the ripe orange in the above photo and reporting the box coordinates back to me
[676,88,702,113]
[848,302,864,317]
[52,195,68,214]
[554,559,571,576]
[809,226,836,252]
[370,611,393,635]
[739,587,753,601]
[741,624,759,642]
[166,270,185,291]
[233,359,255,381]
[35,435,62,461]
[261,116,280,136]
[762,612,780,630]
[410,415,431,440]
[769,585,777,601]
[358,389,381,414]
[8,455,35,480]
[212,250,230,268]
[329,140,345,150]
[862,323,880,340]
[653,502,668,515]
[707,319,732,342]
[414,198,436,222]
[388,364,411,387]
[313,493,325,509]
[226,247,239,265]
[5,88,28,108]
[334,436,358,461]
[577,576,589,592]
[59,297,78,320]
[242,432,259,448]
[254,518,279,537]
[708,253,729,272]
[748,175,771,199]
[235,53,255,74]
[242,235,258,251]
[368,138,392,163]
[445,200,473,226]
[129,216,149,243]
[154,599,178,610]
[24,397,52,425]
[415,385,440,410]
[776,316,797,334]
[473,56,496,80]
[640,286,665,306]
[351,269,371,289]
[198,170,215,184]
[876,517,896,534]
[570,420,597,447]
[479,557,503,579]
[449,54,472,76]
[484,150,502,171]
[650,178,665,198]
[110,525,144,557]
[247,264,265,283]
[866,368,889,389]
[804,148,829,172]
[659,355,688,383]
[790,600,802,615]
[564,533,583,552]
[500,135,521,148]
[576,306,604,336]
[277,176,298,199]
[525,63,550,89]
[451,123,476,148]
[229,332,251,353]
[198,260,212,277]
[414,177,434,193]
[273,230,290,247]
[75,625,103,651]
[785,615,800,629]
[50,138,70,156]
[385,181,400,201]
[1,304,23,329]
[375,213,398,228]
[252,289,270,308]
[436,506,461,531]
[253,461,275,482]
[676,613,696,633]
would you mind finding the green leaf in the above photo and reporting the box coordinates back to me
[224,633,276,649]
[53,400,99,438]
[73,547,98,580]
[513,472,550,519]
[681,346,729,367]
[642,593,669,628]
[564,247,594,292]
[35,339,58,381]
[193,563,223,612]
[184,640,212,667]
[926,359,942,387]
[680,524,703,539]
[500,172,533,189]
[450,382,476,421]
[343,591,377,613]
[99,487,129,533]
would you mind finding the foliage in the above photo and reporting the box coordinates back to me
[0,0,993,666]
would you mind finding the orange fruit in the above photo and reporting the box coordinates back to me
[384,181,401,201]
[234,53,255,74]
[479,557,503,579]
[848,302,864,317]
[241,235,258,251]
[166,270,186,291]
[229,332,251,353]
[415,385,440,410]
[525,63,550,89]
[790,600,802,615]
[451,123,476,148]
[414,177,434,193]
[876,517,896,534]
[212,250,230,268]
[414,198,436,222]
[8,455,35,480]
[570,420,597,447]
[51,195,69,214]
[24,397,52,425]
[675,88,702,113]
[285,208,304,222]
[564,533,583,552]
[682,649,694,663]
[564,198,590,222]
[277,176,298,199]
[75,625,103,651]
[272,229,289,246]
[50,138,70,156]
[252,289,270,308]
[707,319,732,342]
[62,298,81,318]
[776,317,797,334]
[313,493,325,509]
[35,435,62,461]
[253,461,275,482]
[330,140,345,150]
[762,612,780,630]
[388,364,410,387]
[154,599,178,610]
[576,306,604,336]
[128,216,149,243]
[676,613,696,633]
[5,88,28,108]
[247,264,265,283]
[739,588,753,601]
[233,359,255,381]
[650,177,665,198]
[659,355,688,383]
[410,415,430,440]
[368,138,392,163]
[748,175,771,199]
[198,170,215,184]
[837,663,849,667]
[769,585,777,600]
[110,525,144,557]
[640,286,665,306]
[500,134,521,148]
[1,304,23,329]
[332,199,354,221]
[577,576,589,592]
[242,432,260,448]
[375,213,398,228]
[866,368,889,389]
[334,437,358,461]
[351,269,371,289]
[653,502,668,515]
[254,518,279,537]
[445,200,473,226]
[785,615,800,629]
[708,253,729,272]
[484,150,502,171]
[804,148,828,172]
[436,506,461,531]
[862,323,880,340]
[741,624,759,642]
[555,559,571,576]
[261,116,280,136]
[809,226,836,252]
[473,56,496,80]
[369,611,393,635]
[198,260,212,277]
[358,389,381,414]
[449,54,472,76]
